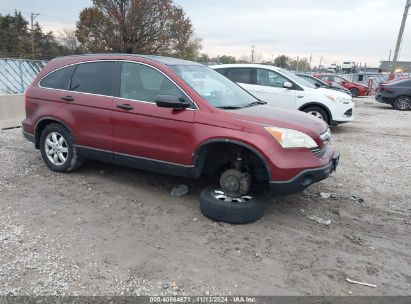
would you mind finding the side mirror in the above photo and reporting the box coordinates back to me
[283,82,293,89]
[155,95,190,109]
[341,81,346,85]
[314,83,321,88]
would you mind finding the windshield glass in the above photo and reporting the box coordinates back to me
[279,69,316,89]
[170,65,258,108]
[299,75,325,87]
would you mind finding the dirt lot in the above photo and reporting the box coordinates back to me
[0,97,410,296]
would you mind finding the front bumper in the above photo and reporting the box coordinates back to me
[375,94,394,104]
[269,152,340,195]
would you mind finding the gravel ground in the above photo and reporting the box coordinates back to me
[0,97,410,296]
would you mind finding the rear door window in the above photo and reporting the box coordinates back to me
[40,65,75,90]
[226,68,254,84]
[70,61,116,96]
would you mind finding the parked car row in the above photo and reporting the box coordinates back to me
[23,54,341,224]
[313,74,369,97]
[296,74,353,96]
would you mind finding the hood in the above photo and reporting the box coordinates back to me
[354,82,367,88]
[224,105,328,137]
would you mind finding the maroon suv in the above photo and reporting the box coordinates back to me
[23,54,339,224]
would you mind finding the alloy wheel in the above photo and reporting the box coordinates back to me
[395,97,411,110]
[44,132,69,166]
[307,110,324,121]
[212,189,253,203]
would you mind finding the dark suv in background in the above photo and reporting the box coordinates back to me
[376,78,411,111]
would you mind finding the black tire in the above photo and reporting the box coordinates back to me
[349,87,359,97]
[393,96,411,111]
[40,123,82,172]
[199,186,265,224]
[302,106,330,124]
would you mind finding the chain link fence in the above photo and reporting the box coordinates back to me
[0,58,48,94]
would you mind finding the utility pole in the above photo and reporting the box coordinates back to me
[30,12,40,59]
[251,45,255,63]
[388,49,392,62]
[309,53,312,68]
[391,0,410,75]
[296,56,299,72]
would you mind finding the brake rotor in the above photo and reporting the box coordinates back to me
[219,168,251,197]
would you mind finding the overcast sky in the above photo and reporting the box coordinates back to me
[1,0,410,66]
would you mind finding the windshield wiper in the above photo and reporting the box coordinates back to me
[245,100,267,107]
[217,106,243,110]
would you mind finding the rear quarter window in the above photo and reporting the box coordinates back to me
[226,68,254,84]
[39,65,75,90]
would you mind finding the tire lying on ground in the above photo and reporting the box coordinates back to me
[199,185,266,224]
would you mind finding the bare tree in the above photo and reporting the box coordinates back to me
[58,29,80,53]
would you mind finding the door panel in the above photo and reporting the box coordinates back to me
[252,69,297,109]
[112,62,196,165]
[66,61,116,152]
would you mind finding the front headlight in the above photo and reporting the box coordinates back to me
[265,127,318,149]
[326,95,351,104]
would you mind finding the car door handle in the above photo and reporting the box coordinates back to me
[116,104,134,111]
[297,95,304,98]
[60,96,74,102]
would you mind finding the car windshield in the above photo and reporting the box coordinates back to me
[299,75,326,87]
[170,65,260,109]
[279,69,316,89]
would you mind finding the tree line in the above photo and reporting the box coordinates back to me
[0,0,311,71]
[0,0,201,60]
[198,54,311,71]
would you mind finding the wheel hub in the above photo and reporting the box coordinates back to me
[220,168,251,197]
[45,132,68,166]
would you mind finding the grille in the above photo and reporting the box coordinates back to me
[311,145,328,157]
[344,108,353,117]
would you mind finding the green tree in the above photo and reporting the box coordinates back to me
[76,0,202,59]
[274,55,290,69]
[289,57,310,71]
[219,55,237,64]
[0,11,30,56]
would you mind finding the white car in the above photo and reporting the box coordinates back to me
[341,61,356,73]
[211,64,354,125]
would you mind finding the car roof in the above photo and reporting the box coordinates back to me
[53,53,203,67]
[210,64,282,71]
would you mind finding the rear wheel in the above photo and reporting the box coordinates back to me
[40,123,82,172]
[349,87,360,97]
[393,96,411,111]
[302,106,330,124]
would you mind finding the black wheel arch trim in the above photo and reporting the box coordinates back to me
[34,116,74,149]
[193,139,272,180]
[298,102,333,122]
